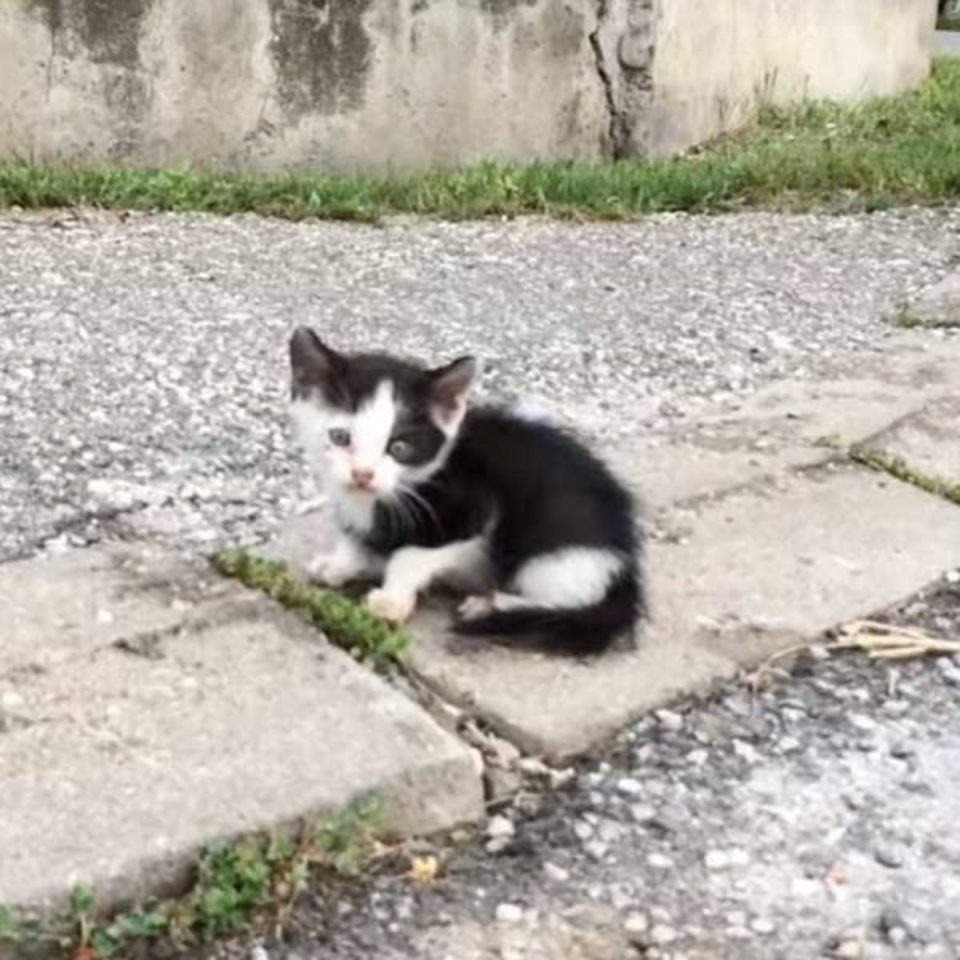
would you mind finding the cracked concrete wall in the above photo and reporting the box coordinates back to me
[647,0,936,157]
[0,0,937,173]
[0,0,610,172]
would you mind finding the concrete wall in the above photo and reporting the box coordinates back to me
[0,0,936,174]
[648,0,937,157]
[0,0,610,173]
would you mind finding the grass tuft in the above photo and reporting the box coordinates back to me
[211,549,408,670]
[0,799,386,958]
[3,58,960,221]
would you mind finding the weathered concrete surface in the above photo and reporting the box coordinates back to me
[903,271,960,328]
[649,0,936,157]
[608,376,929,510]
[861,396,960,488]
[0,544,483,913]
[266,464,960,759]
[0,0,608,172]
[0,0,934,171]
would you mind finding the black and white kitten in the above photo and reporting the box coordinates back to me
[289,327,644,654]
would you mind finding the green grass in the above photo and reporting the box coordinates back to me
[3,58,960,221]
[212,549,408,670]
[0,800,385,958]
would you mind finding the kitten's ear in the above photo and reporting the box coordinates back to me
[289,326,346,404]
[428,356,479,423]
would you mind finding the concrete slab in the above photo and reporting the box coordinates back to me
[607,377,926,509]
[860,395,960,487]
[266,466,960,759]
[0,544,483,913]
[903,271,960,327]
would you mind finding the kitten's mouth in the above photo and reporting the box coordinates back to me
[349,482,378,495]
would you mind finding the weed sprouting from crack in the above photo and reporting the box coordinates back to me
[212,549,408,671]
[0,799,388,958]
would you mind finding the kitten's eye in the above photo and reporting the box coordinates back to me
[388,438,416,464]
[328,428,351,447]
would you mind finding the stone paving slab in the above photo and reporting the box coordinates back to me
[268,465,960,758]
[0,544,483,913]
[607,376,927,509]
[903,270,960,327]
[859,395,960,487]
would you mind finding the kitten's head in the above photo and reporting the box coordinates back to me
[289,327,478,499]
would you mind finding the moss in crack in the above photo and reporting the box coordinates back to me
[889,306,960,330]
[851,447,960,507]
[212,549,408,670]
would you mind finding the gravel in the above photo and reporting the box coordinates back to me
[200,579,960,960]
[3,206,960,958]
[2,206,960,561]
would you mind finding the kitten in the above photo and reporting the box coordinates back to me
[289,326,644,654]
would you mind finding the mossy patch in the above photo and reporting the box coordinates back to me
[212,549,408,671]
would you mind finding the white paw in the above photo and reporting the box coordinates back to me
[307,554,356,587]
[366,588,417,625]
[457,594,495,621]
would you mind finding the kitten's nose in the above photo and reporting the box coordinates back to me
[351,467,375,489]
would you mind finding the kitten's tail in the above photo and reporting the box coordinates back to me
[452,570,644,655]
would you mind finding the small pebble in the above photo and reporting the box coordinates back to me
[624,912,649,935]
[616,777,644,796]
[874,844,905,869]
[486,815,514,840]
[650,924,678,945]
[542,862,570,883]
[631,803,657,823]
[886,926,908,947]
[655,709,684,731]
[705,848,749,870]
[847,713,877,733]
[751,918,775,935]
[705,850,729,870]
[647,852,674,869]
[495,903,524,924]
[585,840,609,861]
[936,657,960,685]
[833,940,863,959]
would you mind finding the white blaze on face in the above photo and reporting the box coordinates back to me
[350,380,398,484]
[291,379,403,500]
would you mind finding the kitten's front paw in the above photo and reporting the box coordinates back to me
[457,594,495,621]
[366,588,417,625]
[307,554,355,587]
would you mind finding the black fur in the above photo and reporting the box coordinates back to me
[290,330,645,654]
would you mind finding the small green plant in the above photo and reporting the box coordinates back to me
[212,549,408,669]
[852,447,960,507]
[310,796,385,878]
[0,800,387,959]
[0,905,22,944]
